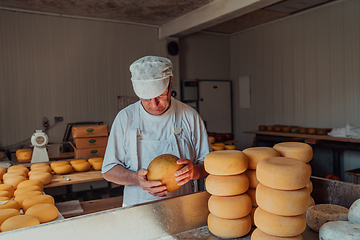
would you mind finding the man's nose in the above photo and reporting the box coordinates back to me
[149,97,160,105]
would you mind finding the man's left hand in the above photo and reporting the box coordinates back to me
[175,159,202,186]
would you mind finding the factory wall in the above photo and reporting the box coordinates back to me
[0,10,179,150]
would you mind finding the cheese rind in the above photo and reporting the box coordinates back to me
[243,147,280,169]
[71,162,91,172]
[3,176,27,189]
[53,164,73,175]
[0,200,21,211]
[205,173,249,196]
[254,207,306,237]
[29,172,52,185]
[251,228,303,239]
[0,208,20,226]
[204,150,248,175]
[256,183,310,216]
[273,142,313,163]
[207,213,252,239]
[17,179,44,190]
[22,194,55,212]
[306,204,349,232]
[208,193,252,219]
[319,221,360,240]
[25,203,59,223]
[0,215,40,232]
[256,157,311,190]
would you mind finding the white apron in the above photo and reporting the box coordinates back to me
[122,101,194,207]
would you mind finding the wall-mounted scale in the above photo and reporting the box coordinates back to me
[30,130,49,163]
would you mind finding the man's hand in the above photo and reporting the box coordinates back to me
[137,168,168,197]
[174,159,205,186]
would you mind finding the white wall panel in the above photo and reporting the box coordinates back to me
[0,10,171,149]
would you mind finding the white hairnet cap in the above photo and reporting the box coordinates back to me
[130,56,173,99]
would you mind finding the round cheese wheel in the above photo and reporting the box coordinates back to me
[251,228,303,240]
[50,161,70,170]
[30,162,50,170]
[225,145,237,150]
[204,150,248,175]
[29,172,52,185]
[28,169,52,177]
[306,204,349,232]
[211,144,225,151]
[0,191,12,199]
[70,159,88,165]
[72,162,91,172]
[0,215,40,232]
[273,142,313,163]
[245,169,259,188]
[3,176,27,189]
[17,179,44,190]
[349,198,360,224]
[256,157,311,190]
[243,147,280,170]
[0,208,20,226]
[14,191,43,207]
[205,173,249,196]
[256,183,310,216]
[53,164,73,175]
[3,171,28,180]
[7,165,29,173]
[15,149,33,161]
[90,160,103,171]
[25,203,59,223]
[208,136,216,144]
[208,193,252,219]
[319,221,360,240]
[0,200,21,211]
[0,184,14,196]
[208,213,251,239]
[29,165,52,174]
[0,197,10,201]
[0,167,6,180]
[254,207,306,237]
[14,186,43,197]
[22,194,55,212]
[246,188,258,207]
[88,158,103,165]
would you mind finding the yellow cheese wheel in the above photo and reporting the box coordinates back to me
[3,176,27,189]
[53,164,73,175]
[208,193,252,219]
[28,169,52,177]
[207,213,252,239]
[254,207,306,237]
[0,208,20,226]
[50,161,70,170]
[256,183,310,216]
[256,157,311,190]
[0,167,6,181]
[0,215,40,232]
[30,162,50,170]
[7,165,29,173]
[204,150,248,175]
[0,184,15,196]
[17,179,44,190]
[15,149,33,162]
[0,191,12,199]
[250,207,257,226]
[243,147,280,170]
[273,142,313,163]
[22,194,55,212]
[71,162,91,172]
[251,228,303,240]
[209,136,216,144]
[245,169,259,188]
[90,160,103,171]
[206,173,249,196]
[246,188,258,207]
[0,197,10,201]
[14,186,43,197]
[29,165,52,173]
[225,145,237,150]
[88,158,104,165]
[211,144,225,151]
[3,171,28,180]
[0,200,21,211]
[25,203,59,223]
[14,191,43,207]
[70,159,88,165]
[29,172,52,185]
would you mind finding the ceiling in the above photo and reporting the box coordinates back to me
[0,0,337,39]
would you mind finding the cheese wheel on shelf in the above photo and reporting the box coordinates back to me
[0,167,6,180]
[256,157,311,190]
[0,184,14,196]
[15,149,33,162]
[273,142,313,163]
[0,191,12,199]
[208,136,216,144]
[88,158,103,165]
[30,162,50,170]
[254,207,306,237]
[243,147,280,170]
[29,165,52,173]
[29,172,52,185]
[14,191,43,207]
[90,160,103,171]
[319,221,360,240]
[225,145,237,150]
[3,171,28,180]
[0,215,40,232]
[53,164,73,175]
[306,204,349,232]
[208,193,252,219]
[205,173,249,196]
[256,183,310,216]
[207,213,252,239]
[14,186,42,197]
[204,150,248,175]
[3,176,27,189]
[245,169,259,188]
[0,208,20,226]
[17,179,44,190]
[70,159,88,165]
[72,162,91,172]
[246,188,258,207]
[251,228,303,240]
[7,165,29,173]
[22,194,55,212]
[28,169,52,177]
[0,197,10,201]
[50,161,70,170]
[0,200,21,211]
[25,204,59,223]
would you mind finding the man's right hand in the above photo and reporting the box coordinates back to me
[137,168,168,197]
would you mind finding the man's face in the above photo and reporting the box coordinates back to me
[139,81,172,115]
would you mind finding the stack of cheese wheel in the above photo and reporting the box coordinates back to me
[70,159,91,172]
[0,167,6,182]
[28,163,52,186]
[242,147,280,226]
[204,150,252,239]
[88,158,104,171]
[51,161,73,175]
[3,165,29,189]
[253,155,312,238]
[273,142,314,208]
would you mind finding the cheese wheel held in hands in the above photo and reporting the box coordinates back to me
[204,150,248,175]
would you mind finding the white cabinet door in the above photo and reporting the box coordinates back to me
[198,80,232,133]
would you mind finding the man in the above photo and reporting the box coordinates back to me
[102,56,211,207]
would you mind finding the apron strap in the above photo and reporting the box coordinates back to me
[130,102,141,171]
[173,99,183,135]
